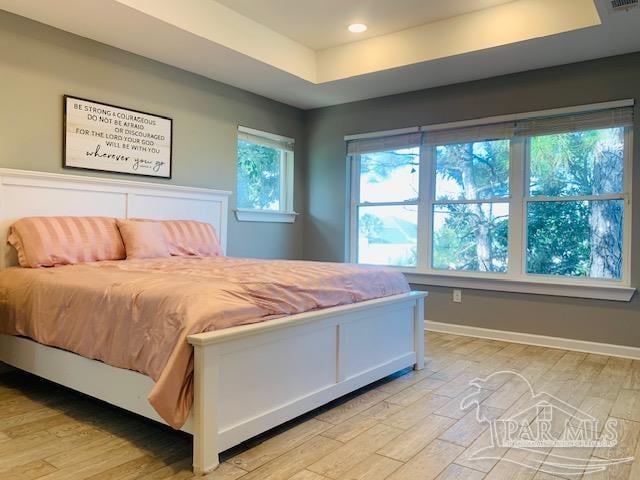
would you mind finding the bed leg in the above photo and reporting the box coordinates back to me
[192,344,220,475]
[413,298,425,371]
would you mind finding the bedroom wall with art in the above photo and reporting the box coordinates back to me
[3,9,640,350]
[0,10,306,260]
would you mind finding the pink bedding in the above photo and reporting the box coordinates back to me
[0,256,409,428]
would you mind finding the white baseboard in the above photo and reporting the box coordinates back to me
[425,320,640,360]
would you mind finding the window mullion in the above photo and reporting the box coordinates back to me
[509,137,526,279]
[280,151,286,211]
[280,151,291,212]
[622,127,633,286]
[417,145,431,270]
[348,155,360,263]
[422,146,436,273]
[357,201,419,207]
[432,198,509,205]
[527,194,626,202]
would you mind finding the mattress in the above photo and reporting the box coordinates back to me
[0,256,409,428]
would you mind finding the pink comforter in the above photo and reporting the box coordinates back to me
[0,256,409,428]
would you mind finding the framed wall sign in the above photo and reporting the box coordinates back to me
[63,95,172,178]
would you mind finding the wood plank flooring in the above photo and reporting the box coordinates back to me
[1,332,639,479]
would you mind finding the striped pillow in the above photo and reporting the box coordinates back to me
[8,216,126,268]
[116,219,170,260]
[131,219,222,257]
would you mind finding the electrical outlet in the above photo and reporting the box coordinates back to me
[453,289,462,303]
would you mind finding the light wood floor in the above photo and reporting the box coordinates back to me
[1,331,639,480]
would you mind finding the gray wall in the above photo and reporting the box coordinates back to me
[304,53,640,348]
[0,11,306,260]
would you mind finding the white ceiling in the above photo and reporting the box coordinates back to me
[1,0,639,109]
[214,0,514,50]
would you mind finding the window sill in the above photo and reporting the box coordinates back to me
[401,270,636,302]
[235,208,299,223]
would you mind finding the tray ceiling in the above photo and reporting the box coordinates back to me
[0,0,638,109]
[214,0,514,50]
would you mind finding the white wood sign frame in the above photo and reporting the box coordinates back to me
[0,168,427,475]
[64,95,173,178]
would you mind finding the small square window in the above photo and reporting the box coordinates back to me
[236,127,295,222]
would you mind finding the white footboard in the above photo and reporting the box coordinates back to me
[187,291,427,474]
[0,291,426,476]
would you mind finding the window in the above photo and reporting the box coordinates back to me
[356,148,420,266]
[432,139,510,273]
[349,133,421,266]
[235,126,296,223]
[526,127,626,280]
[347,103,634,299]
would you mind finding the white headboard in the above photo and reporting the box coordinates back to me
[0,168,231,268]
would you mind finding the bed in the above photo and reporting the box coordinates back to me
[0,168,427,475]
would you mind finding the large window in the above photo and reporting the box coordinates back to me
[347,104,634,293]
[236,126,295,222]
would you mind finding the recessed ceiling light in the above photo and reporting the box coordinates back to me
[348,23,367,33]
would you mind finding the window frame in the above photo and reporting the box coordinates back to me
[235,126,297,223]
[346,101,635,301]
[349,149,420,266]
[522,130,632,285]
[426,140,512,274]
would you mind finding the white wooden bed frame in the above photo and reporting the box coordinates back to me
[0,168,427,475]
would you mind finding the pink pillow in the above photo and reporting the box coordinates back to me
[131,219,222,257]
[7,216,126,268]
[116,220,170,259]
